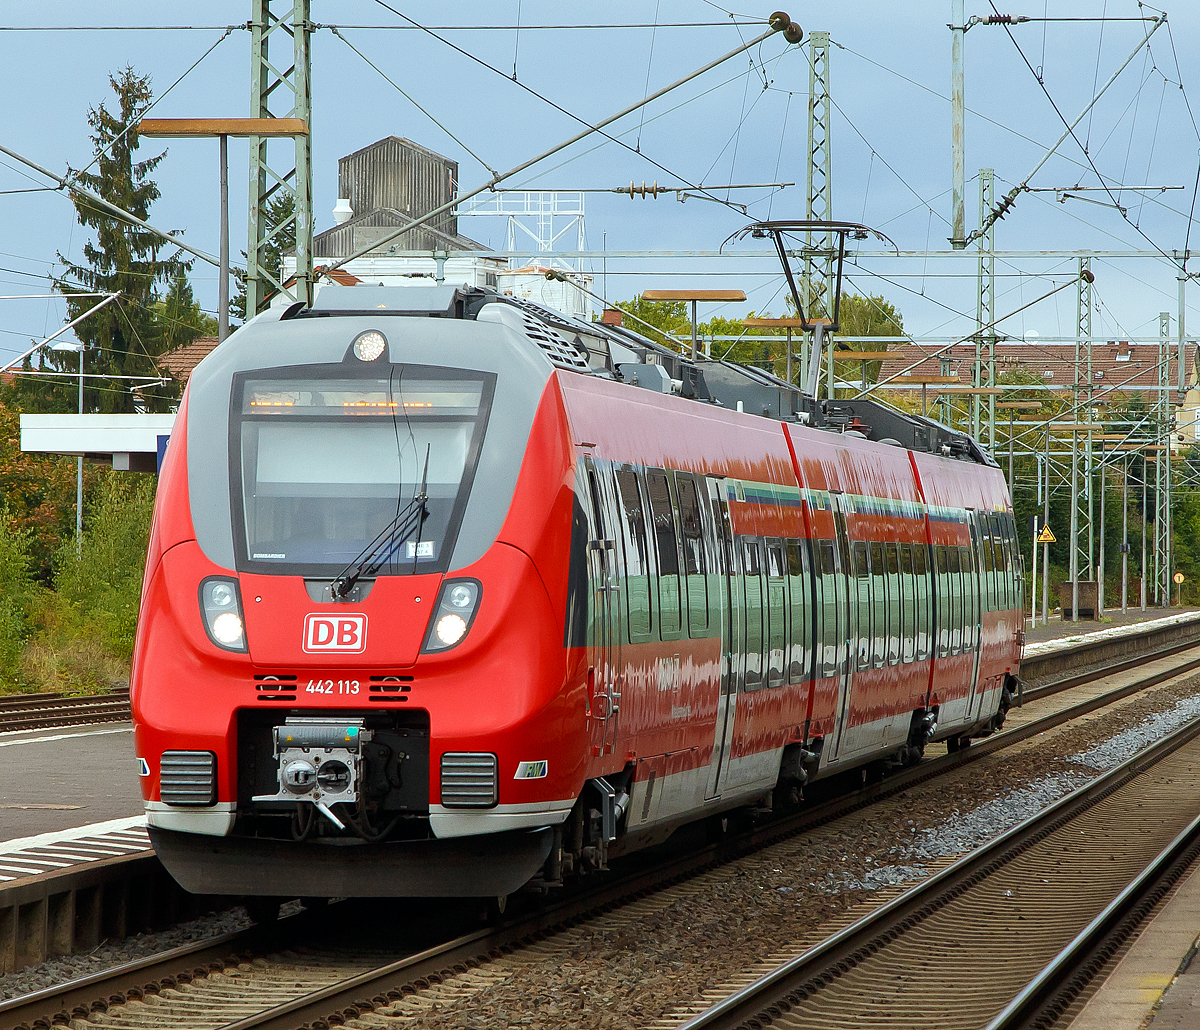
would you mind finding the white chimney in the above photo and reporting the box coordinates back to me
[332,198,353,224]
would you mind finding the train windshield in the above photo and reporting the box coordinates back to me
[234,366,495,575]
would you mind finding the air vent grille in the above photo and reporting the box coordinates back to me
[440,752,498,808]
[520,314,590,371]
[255,673,298,701]
[160,750,216,806]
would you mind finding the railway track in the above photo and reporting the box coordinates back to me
[0,688,130,733]
[7,637,1200,1030]
[675,703,1200,1030]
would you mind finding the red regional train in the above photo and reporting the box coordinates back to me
[132,283,1023,900]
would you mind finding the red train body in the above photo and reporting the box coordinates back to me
[132,286,1022,898]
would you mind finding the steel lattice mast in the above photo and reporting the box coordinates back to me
[246,0,313,315]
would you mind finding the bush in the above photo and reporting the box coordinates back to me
[1,473,155,695]
[0,513,41,688]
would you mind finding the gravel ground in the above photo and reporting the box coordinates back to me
[0,907,252,1001]
[367,670,1200,1030]
[7,672,1200,1026]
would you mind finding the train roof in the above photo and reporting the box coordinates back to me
[267,283,995,468]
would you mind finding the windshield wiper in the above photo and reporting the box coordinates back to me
[331,445,431,600]
[331,493,428,599]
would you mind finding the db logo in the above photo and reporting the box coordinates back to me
[303,613,367,653]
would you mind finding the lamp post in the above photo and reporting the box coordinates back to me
[51,339,84,556]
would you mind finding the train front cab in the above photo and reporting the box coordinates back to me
[134,310,596,898]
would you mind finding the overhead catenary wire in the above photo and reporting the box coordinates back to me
[831,36,1192,226]
[976,5,1181,266]
[319,12,797,280]
[329,28,497,176]
[0,143,225,269]
[365,0,783,218]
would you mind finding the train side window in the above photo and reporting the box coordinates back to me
[587,470,606,539]
[913,542,930,662]
[675,474,710,637]
[947,545,962,654]
[934,546,948,657]
[885,542,901,665]
[615,469,654,640]
[820,540,840,677]
[981,519,995,613]
[997,516,1009,612]
[994,516,1007,611]
[900,543,916,663]
[646,470,682,640]
[851,541,871,671]
[766,541,787,687]
[786,540,810,683]
[743,539,765,690]
[869,541,887,668]
[1002,516,1016,610]
[1003,519,1016,611]
[962,544,979,648]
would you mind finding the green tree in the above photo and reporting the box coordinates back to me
[35,66,187,412]
[154,267,218,352]
[829,293,904,389]
[21,67,187,415]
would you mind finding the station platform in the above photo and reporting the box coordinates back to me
[0,722,143,847]
[1024,606,1200,647]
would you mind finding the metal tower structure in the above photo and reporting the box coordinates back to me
[457,192,585,270]
[1066,258,1094,620]
[974,168,995,446]
[1079,256,1094,582]
[1155,311,1172,604]
[246,0,313,315]
[802,32,833,328]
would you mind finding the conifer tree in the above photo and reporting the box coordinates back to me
[23,68,188,414]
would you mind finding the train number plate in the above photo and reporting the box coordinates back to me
[303,613,368,653]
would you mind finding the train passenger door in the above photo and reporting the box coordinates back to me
[583,458,622,756]
[705,478,741,799]
[828,496,860,759]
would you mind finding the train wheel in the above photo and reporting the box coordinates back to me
[947,735,971,754]
[245,897,282,924]
[705,813,732,842]
[483,894,509,923]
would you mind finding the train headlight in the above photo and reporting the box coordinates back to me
[199,577,248,653]
[421,579,481,653]
[435,613,468,646]
[352,330,387,361]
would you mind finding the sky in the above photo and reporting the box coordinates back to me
[2,1,1199,360]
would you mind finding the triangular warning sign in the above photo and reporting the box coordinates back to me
[1037,525,1056,544]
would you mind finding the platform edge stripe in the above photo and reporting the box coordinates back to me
[0,814,145,854]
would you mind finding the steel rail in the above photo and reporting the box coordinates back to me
[985,810,1200,1029]
[5,636,1197,1029]
[0,689,130,733]
[175,647,1200,1030]
[0,923,283,1030]
[676,710,1200,1030]
[1023,633,1200,703]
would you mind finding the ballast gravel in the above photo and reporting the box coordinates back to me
[8,670,1200,1028]
[374,670,1200,1030]
[0,907,251,1001]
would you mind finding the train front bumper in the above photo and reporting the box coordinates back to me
[147,824,554,898]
